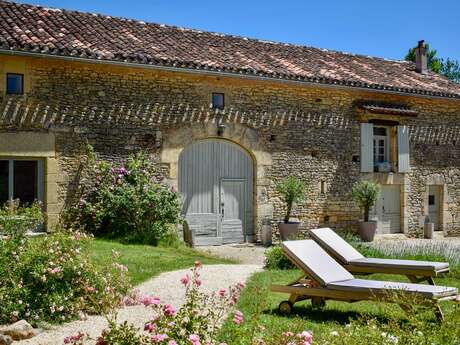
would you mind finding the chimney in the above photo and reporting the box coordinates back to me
[415,40,427,74]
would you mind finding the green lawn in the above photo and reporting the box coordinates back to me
[88,239,233,285]
[218,245,460,345]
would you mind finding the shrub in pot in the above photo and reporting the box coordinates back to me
[276,176,305,240]
[351,180,381,242]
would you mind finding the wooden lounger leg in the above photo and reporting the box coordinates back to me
[407,275,436,285]
[434,304,444,321]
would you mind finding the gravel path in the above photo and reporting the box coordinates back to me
[16,264,262,345]
[200,244,267,266]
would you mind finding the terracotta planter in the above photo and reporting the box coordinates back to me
[359,221,377,242]
[279,222,300,241]
[424,222,434,239]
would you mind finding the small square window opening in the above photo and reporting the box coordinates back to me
[428,195,435,206]
[211,93,224,109]
[6,73,24,95]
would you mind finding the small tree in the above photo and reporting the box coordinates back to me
[276,177,306,223]
[351,181,381,222]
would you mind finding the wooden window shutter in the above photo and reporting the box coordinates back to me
[360,123,374,172]
[397,125,410,173]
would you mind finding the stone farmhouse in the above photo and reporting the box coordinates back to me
[1,1,459,244]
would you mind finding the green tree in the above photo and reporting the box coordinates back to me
[440,58,460,83]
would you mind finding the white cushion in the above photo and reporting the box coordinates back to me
[350,258,449,271]
[310,228,364,263]
[282,240,354,286]
[327,278,457,299]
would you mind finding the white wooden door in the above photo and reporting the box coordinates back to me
[220,179,245,244]
[371,185,401,234]
[178,139,253,245]
[428,186,440,230]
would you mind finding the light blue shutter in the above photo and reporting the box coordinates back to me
[398,125,410,173]
[360,123,374,172]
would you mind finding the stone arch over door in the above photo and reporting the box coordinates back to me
[161,122,273,244]
[178,139,254,245]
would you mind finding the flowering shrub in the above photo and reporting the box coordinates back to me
[0,230,131,324]
[66,262,312,345]
[65,150,182,245]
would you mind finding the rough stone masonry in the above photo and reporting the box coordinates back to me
[1,54,459,238]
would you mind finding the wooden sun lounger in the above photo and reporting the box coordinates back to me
[309,228,449,285]
[270,240,459,320]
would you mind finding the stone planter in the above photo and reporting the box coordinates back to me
[359,221,377,242]
[424,222,434,239]
[279,222,300,241]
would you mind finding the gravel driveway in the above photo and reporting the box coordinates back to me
[16,264,262,345]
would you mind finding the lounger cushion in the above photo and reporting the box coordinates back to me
[282,240,354,286]
[349,258,449,272]
[309,228,364,263]
[327,278,458,299]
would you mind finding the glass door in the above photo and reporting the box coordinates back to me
[0,159,44,205]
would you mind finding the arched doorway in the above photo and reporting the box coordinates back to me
[178,139,254,245]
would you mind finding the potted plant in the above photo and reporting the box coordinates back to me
[351,180,381,242]
[276,176,306,240]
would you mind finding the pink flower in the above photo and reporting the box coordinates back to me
[163,304,176,316]
[194,278,202,286]
[181,274,190,286]
[189,334,201,345]
[297,331,313,344]
[144,322,155,332]
[218,288,226,297]
[233,310,244,325]
[237,281,246,289]
[168,341,178,345]
[151,334,168,343]
[142,295,160,306]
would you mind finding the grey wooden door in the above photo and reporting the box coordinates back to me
[220,179,246,244]
[178,139,253,245]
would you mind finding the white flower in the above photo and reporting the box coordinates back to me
[330,331,339,336]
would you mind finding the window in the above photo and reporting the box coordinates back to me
[361,123,410,173]
[373,126,390,170]
[0,159,44,205]
[429,195,435,206]
[211,93,224,109]
[6,73,24,95]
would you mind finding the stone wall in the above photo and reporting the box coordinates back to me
[1,55,459,236]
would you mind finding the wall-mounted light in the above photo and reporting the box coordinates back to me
[216,114,226,136]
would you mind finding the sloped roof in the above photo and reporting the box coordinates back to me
[1,0,460,99]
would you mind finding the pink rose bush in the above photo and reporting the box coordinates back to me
[139,261,245,344]
[65,261,314,345]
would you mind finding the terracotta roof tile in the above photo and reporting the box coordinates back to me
[1,0,460,99]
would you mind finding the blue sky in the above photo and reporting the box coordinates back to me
[15,0,460,62]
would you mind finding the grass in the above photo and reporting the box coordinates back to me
[218,238,460,344]
[88,239,233,285]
